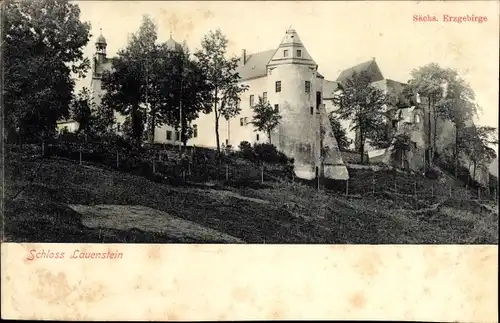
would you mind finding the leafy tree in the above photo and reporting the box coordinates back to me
[3,0,91,142]
[405,63,458,165]
[391,132,416,168]
[436,77,478,178]
[194,29,249,152]
[332,71,386,164]
[164,43,212,147]
[251,96,281,144]
[101,15,158,143]
[462,126,498,183]
[70,87,114,137]
[71,87,93,133]
[328,113,351,151]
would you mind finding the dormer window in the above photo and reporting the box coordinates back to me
[283,50,289,57]
[296,49,302,57]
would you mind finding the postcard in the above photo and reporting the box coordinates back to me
[1,0,498,321]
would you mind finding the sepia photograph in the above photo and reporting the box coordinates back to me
[1,1,499,321]
[2,0,498,246]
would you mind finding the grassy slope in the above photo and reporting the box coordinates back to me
[3,150,498,244]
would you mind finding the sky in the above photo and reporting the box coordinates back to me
[75,0,499,132]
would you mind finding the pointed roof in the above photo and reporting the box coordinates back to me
[166,32,182,52]
[336,58,384,84]
[96,28,107,45]
[267,28,317,68]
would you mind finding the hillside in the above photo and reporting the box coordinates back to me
[3,146,498,244]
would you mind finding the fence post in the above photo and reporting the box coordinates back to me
[465,185,468,200]
[79,145,82,165]
[394,182,397,194]
[188,161,191,176]
[261,165,264,184]
[317,172,320,191]
[41,140,45,158]
[152,159,156,173]
[478,187,480,201]
[116,151,119,169]
[182,170,186,181]
[372,178,375,194]
[346,179,349,196]
[413,181,417,199]
[449,184,452,198]
[431,184,434,197]
[225,164,229,181]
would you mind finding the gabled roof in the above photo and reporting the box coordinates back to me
[268,28,317,68]
[322,80,340,99]
[235,49,275,81]
[336,58,384,84]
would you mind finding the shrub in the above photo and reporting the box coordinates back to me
[253,143,291,164]
[238,141,255,160]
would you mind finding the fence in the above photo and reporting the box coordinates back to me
[8,139,498,203]
[13,139,292,187]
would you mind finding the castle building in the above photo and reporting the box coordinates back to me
[90,30,185,143]
[91,27,349,180]
[188,28,349,179]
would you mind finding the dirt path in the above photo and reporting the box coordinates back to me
[69,204,244,243]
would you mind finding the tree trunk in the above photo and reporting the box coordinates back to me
[214,88,220,153]
[433,110,438,160]
[427,98,432,167]
[473,161,477,183]
[150,111,155,144]
[359,130,365,164]
[131,105,143,143]
[468,159,472,185]
[454,125,459,179]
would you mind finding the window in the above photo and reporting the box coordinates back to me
[175,131,180,141]
[310,106,314,115]
[316,91,322,108]
[283,50,289,57]
[225,139,229,145]
[305,81,311,93]
[275,81,281,93]
[100,82,105,90]
[296,49,302,57]
[250,94,255,107]
[262,92,267,102]
[414,114,421,124]
[240,118,244,126]
[193,125,198,138]
[166,130,172,140]
[274,104,279,112]
[256,134,260,141]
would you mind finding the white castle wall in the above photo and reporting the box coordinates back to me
[266,63,321,179]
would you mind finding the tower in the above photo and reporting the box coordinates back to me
[95,29,107,65]
[266,28,348,180]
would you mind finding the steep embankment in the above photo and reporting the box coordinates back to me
[4,149,498,244]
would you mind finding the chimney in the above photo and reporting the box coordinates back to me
[241,49,247,65]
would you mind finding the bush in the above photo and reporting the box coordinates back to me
[253,143,291,164]
[238,141,255,160]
